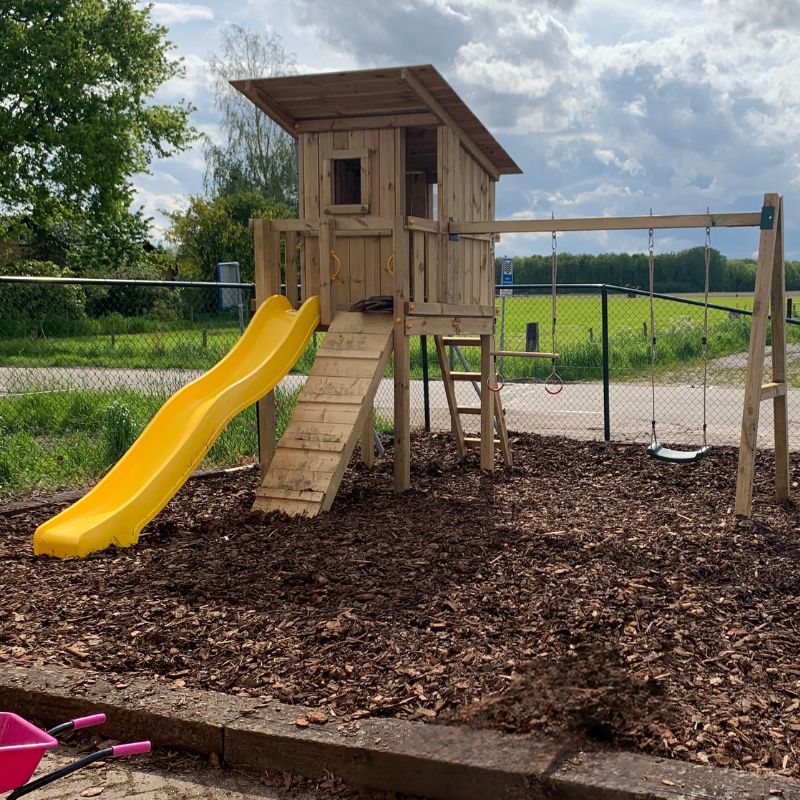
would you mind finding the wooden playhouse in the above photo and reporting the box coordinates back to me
[233,65,522,516]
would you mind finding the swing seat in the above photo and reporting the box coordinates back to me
[647,442,711,464]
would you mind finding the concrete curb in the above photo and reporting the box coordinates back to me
[1,662,797,800]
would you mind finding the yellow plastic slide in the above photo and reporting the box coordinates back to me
[34,295,321,559]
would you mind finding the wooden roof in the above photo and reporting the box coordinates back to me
[231,65,522,177]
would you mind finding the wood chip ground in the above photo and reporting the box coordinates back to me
[1,434,799,780]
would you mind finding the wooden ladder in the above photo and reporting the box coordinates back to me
[253,312,394,516]
[434,335,512,466]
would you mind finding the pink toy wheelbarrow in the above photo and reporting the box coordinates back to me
[0,711,150,798]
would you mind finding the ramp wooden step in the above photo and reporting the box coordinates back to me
[253,311,394,518]
[457,406,481,415]
[441,336,482,347]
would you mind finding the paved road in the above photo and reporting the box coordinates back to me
[3,367,798,449]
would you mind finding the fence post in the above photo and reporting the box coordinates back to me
[788,297,794,320]
[421,335,430,433]
[601,286,611,441]
[525,322,539,352]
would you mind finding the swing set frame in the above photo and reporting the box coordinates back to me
[452,192,789,517]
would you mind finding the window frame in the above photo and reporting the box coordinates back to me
[322,148,371,215]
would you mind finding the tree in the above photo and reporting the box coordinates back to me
[204,26,298,207]
[0,0,196,223]
[167,190,293,282]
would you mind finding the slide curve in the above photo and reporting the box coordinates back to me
[34,294,321,559]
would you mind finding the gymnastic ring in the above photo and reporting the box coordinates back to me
[487,372,505,393]
[386,254,394,275]
[544,373,564,395]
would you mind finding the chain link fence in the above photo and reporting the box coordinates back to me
[413,284,800,450]
[0,275,266,499]
[1,275,798,499]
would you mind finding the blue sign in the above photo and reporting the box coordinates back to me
[501,255,513,286]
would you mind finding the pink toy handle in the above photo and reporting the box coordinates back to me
[72,713,107,730]
[112,741,151,758]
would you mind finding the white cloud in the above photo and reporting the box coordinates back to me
[131,0,800,257]
[150,2,214,24]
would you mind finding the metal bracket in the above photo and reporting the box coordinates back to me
[448,216,460,241]
[760,205,775,230]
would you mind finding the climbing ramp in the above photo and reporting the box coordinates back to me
[253,311,394,516]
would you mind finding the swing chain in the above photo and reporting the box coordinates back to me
[702,225,711,444]
[648,227,657,443]
[545,229,563,395]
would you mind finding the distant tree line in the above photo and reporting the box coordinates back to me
[495,248,800,293]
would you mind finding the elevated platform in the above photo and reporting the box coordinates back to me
[253,312,394,516]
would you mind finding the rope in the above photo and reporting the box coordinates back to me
[545,229,563,395]
[648,227,657,444]
[702,226,711,446]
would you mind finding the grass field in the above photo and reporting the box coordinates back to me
[3,293,789,374]
[2,290,798,496]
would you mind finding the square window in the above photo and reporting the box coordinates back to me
[324,149,370,214]
[333,158,362,205]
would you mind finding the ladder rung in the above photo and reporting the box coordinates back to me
[760,382,787,401]
[457,406,481,415]
[464,437,501,448]
[441,336,482,347]
[492,351,558,359]
[451,372,481,381]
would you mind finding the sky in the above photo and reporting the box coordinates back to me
[140,0,800,259]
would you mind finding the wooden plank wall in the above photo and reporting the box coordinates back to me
[299,128,399,316]
[436,126,494,307]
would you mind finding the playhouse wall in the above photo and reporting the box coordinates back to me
[299,128,404,312]
[436,126,495,307]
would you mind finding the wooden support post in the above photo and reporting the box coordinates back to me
[770,201,790,503]
[735,194,789,516]
[254,220,281,477]
[393,214,411,493]
[360,407,376,468]
[285,231,298,308]
[480,334,494,471]
[319,217,335,326]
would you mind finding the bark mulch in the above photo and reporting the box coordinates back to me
[1,434,799,780]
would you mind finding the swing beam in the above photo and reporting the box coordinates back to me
[448,195,789,518]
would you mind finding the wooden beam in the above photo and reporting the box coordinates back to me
[263,217,395,233]
[285,231,298,308]
[406,302,495,318]
[450,212,763,235]
[400,68,500,181]
[769,197,790,503]
[492,351,559,359]
[759,381,787,400]
[405,216,446,235]
[393,215,411,493]
[480,334,494,471]
[360,408,376,468]
[318,217,335,326]
[237,81,297,137]
[393,126,410,494]
[404,315,494,336]
[735,193,781,516]
[253,220,278,476]
[294,112,439,133]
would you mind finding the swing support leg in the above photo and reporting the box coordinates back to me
[735,193,789,516]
